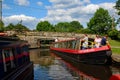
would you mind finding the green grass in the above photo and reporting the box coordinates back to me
[108,39,120,54]
[109,40,120,47]
[111,48,120,54]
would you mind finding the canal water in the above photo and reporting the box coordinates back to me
[30,49,120,80]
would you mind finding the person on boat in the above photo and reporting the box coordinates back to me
[94,35,102,48]
[55,38,59,42]
[81,34,88,49]
[55,38,59,47]
[101,35,108,46]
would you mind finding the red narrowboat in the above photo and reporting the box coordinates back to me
[50,38,112,65]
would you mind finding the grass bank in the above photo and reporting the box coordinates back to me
[109,40,120,54]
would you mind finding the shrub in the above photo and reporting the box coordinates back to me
[108,29,119,40]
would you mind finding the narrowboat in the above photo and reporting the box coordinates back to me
[0,35,33,80]
[57,55,112,80]
[50,38,112,65]
[52,53,120,80]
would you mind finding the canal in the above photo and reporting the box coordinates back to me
[30,49,120,80]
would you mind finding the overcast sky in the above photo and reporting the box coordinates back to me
[1,0,118,30]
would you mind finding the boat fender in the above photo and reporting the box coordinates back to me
[106,51,112,56]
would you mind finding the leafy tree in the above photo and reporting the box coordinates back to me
[115,0,120,15]
[5,22,29,32]
[15,23,29,32]
[54,22,71,32]
[0,20,4,32]
[114,0,120,24]
[87,8,113,35]
[5,23,15,31]
[118,33,120,40]
[76,28,94,34]
[36,21,54,31]
[108,29,119,40]
[70,21,83,31]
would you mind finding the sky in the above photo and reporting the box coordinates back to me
[1,0,119,30]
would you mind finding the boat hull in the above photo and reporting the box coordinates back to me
[2,62,34,80]
[51,49,112,65]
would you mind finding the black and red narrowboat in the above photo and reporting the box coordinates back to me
[0,35,33,80]
[50,38,112,65]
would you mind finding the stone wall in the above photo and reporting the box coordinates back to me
[6,31,95,48]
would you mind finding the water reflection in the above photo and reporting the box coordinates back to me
[30,49,120,80]
[30,49,53,66]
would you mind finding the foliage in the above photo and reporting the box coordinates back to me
[15,23,29,31]
[0,20,4,32]
[5,23,15,31]
[54,21,83,32]
[87,8,113,35]
[5,23,29,32]
[54,22,71,32]
[70,21,83,31]
[108,29,119,40]
[36,20,83,32]
[115,0,120,15]
[117,32,120,40]
[76,28,94,34]
[114,0,120,25]
[36,21,54,31]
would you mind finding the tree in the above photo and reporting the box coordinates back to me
[114,0,120,24]
[118,32,120,40]
[87,8,113,34]
[108,29,119,40]
[54,22,71,32]
[5,22,29,32]
[76,28,94,34]
[15,23,29,32]
[36,21,54,31]
[70,21,83,31]
[115,0,120,15]
[5,23,15,31]
[0,20,4,32]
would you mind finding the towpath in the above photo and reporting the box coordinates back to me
[112,54,120,63]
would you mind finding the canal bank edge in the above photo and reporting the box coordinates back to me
[112,54,120,63]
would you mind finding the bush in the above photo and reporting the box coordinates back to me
[76,28,94,34]
[108,29,119,40]
[117,33,120,40]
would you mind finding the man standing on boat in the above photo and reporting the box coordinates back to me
[55,38,59,42]
[81,34,88,49]
[55,38,59,47]
[101,35,108,46]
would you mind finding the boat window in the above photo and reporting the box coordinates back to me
[21,45,30,63]
[4,49,10,58]
[16,47,21,54]
[54,40,78,50]
[3,49,12,73]
[9,49,15,68]
[0,49,4,80]
[23,45,29,52]
[12,48,17,56]
[73,40,76,49]
[12,47,20,67]
[16,47,23,65]
[21,46,24,53]
[0,49,2,60]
